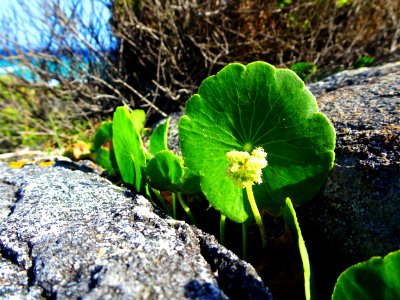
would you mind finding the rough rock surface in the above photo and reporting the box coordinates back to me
[298,61,400,297]
[308,61,400,96]
[0,161,272,299]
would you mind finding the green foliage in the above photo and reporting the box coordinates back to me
[179,61,335,223]
[354,56,375,69]
[93,105,200,200]
[94,121,113,150]
[332,250,400,299]
[93,121,118,176]
[146,150,201,194]
[131,109,146,134]
[291,62,317,81]
[0,77,46,150]
[149,117,170,155]
[0,75,95,154]
[277,0,293,9]
[284,197,315,300]
[112,106,147,192]
[336,0,351,8]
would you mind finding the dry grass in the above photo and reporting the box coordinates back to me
[111,0,400,111]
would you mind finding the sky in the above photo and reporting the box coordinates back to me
[0,0,112,50]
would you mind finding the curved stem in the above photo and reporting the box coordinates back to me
[177,193,197,225]
[145,184,151,199]
[150,187,171,216]
[245,185,267,248]
[172,193,176,220]
[172,192,177,219]
[220,214,226,246]
[242,222,247,260]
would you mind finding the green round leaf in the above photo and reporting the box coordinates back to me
[332,250,400,300]
[112,106,147,192]
[147,150,201,194]
[178,61,335,222]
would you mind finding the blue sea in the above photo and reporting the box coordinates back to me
[0,55,90,86]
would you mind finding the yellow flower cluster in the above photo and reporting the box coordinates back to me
[226,147,268,188]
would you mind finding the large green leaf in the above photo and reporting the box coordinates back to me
[332,250,400,300]
[149,117,170,155]
[112,106,147,192]
[147,150,201,194]
[284,197,314,300]
[131,109,146,134]
[178,61,335,222]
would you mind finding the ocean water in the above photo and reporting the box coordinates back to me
[0,55,90,85]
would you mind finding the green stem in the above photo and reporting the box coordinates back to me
[245,185,267,248]
[145,184,151,199]
[242,222,247,260]
[220,214,226,246]
[151,187,171,216]
[177,193,197,225]
[172,192,177,219]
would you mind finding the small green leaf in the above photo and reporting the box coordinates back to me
[336,0,350,8]
[147,150,201,194]
[332,250,400,300]
[179,61,335,222]
[112,106,147,192]
[354,56,375,69]
[93,121,117,175]
[291,62,317,81]
[93,121,112,150]
[131,109,146,134]
[96,148,118,176]
[149,117,170,155]
[284,197,314,300]
[147,150,184,192]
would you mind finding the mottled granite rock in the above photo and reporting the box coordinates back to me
[0,161,272,300]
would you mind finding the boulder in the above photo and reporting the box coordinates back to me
[298,62,400,297]
[0,160,272,299]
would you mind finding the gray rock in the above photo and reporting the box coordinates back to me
[296,62,400,297]
[308,61,400,95]
[0,161,272,299]
[299,61,400,255]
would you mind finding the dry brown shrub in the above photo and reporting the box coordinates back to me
[111,0,399,113]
